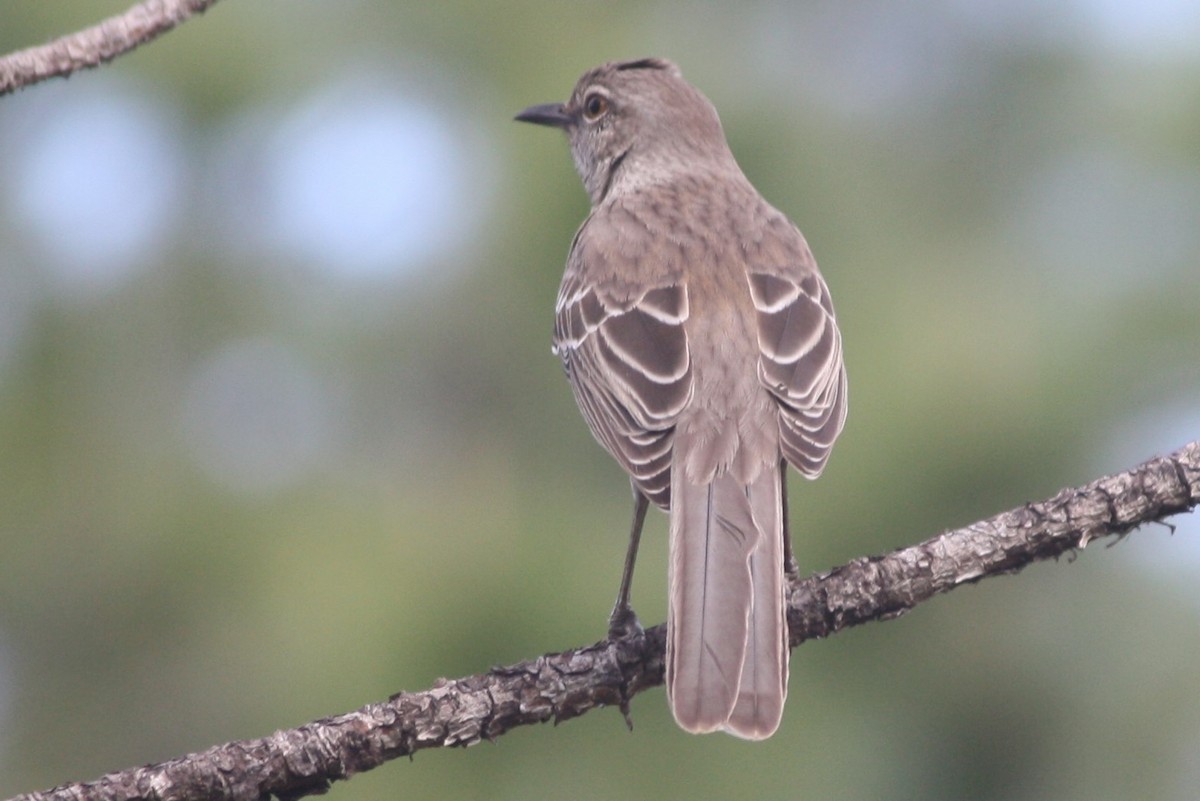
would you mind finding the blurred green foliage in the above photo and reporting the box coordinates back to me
[1,3,1198,800]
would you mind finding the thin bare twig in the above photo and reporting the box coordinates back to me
[10,441,1198,801]
[0,0,222,97]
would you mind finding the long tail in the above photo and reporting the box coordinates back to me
[666,462,788,740]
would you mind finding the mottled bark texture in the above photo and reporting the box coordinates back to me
[0,0,222,97]
[10,441,1198,801]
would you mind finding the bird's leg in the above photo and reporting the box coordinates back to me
[608,486,649,639]
[781,460,800,580]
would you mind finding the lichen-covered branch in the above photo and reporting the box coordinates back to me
[11,441,1199,801]
[787,440,1199,639]
[0,0,222,97]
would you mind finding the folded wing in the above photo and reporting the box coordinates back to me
[747,270,847,478]
[554,274,693,506]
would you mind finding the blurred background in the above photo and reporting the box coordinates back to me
[1,1,1198,799]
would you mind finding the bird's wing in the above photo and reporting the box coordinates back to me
[747,266,847,478]
[553,253,693,507]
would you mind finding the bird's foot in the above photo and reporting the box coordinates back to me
[607,603,643,640]
[785,555,801,583]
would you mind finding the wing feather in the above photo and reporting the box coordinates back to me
[554,268,692,507]
[748,270,847,478]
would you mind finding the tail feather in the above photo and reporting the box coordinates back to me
[725,469,787,739]
[666,463,787,739]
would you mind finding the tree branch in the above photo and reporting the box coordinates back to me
[0,0,222,98]
[11,441,1199,801]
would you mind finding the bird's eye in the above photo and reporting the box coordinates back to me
[583,93,609,121]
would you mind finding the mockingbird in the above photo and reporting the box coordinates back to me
[516,57,847,740]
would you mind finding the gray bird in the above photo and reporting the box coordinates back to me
[516,58,846,740]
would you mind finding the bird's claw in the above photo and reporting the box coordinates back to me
[607,605,643,640]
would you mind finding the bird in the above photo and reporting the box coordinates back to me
[515,58,847,740]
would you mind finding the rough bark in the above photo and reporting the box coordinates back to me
[0,0,222,97]
[9,441,1198,801]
